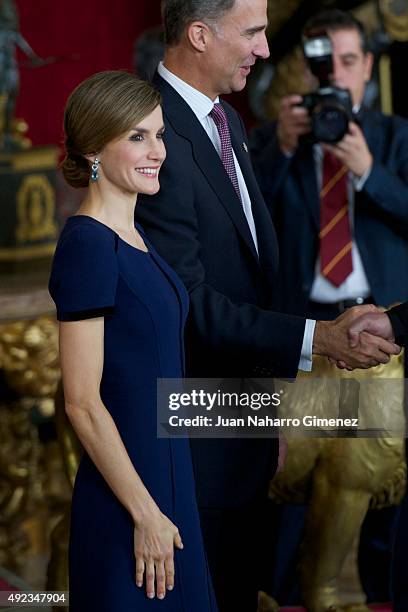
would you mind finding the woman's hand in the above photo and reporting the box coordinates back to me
[134,508,183,600]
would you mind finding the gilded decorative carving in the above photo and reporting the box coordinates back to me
[0,317,60,399]
[16,175,58,244]
[267,351,405,612]
[0,315,70,584]
[0,147,58,173]
[0,399,40,569]
[0,146,59,266]
[380,0,408,41]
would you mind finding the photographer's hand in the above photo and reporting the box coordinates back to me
[277,95,311,156]
[323,122,373,178]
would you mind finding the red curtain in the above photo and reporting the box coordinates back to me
[15,0,162,147]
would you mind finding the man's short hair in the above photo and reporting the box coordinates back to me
[162,0,236,46]
[303,9,368,54]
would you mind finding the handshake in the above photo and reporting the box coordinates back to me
[314,305,401,370]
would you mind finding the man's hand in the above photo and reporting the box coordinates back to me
[277,95,311,156]
[348,311,395,347]
[323,122,373,178]
[313,305,400,370]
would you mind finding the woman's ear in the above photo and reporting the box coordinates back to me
[84,153,99,164]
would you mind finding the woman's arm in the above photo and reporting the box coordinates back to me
[59,318,183,599]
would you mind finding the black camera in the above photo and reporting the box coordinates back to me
[300,36,354,143]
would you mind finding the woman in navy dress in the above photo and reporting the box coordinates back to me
[49,71,218,612]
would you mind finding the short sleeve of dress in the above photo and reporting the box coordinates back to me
[49,223,118,321]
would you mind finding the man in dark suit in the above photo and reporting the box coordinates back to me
[349,303,408,612]
[251,8,408,605]
[136,2,400,610]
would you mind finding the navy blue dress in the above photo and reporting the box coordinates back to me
[49,216,218,612]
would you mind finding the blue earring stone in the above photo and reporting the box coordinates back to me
[91,159,99,181]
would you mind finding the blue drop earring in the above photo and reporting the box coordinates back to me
[91,158,100,181]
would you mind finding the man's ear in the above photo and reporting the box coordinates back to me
[364,51,374,83]
[186,21,213,52]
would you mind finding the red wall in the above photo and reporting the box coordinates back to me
[15,1,162,147]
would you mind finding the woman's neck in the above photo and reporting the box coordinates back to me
[78,184,138,233]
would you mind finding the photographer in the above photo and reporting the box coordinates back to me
[253,8,408,320]
[251,7,408,606]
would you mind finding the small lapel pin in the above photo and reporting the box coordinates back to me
[242,142,248,153]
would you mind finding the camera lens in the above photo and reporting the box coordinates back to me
[312,105,349,143]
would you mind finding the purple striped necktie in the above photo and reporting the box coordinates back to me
[210,103,242,202]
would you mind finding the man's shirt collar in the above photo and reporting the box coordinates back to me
[158,61,220,121]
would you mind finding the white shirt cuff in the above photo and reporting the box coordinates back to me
[353,165,372,192]
[298,319,316,372]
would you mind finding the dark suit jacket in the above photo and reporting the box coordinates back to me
[136,74,306,508]
[251,110,408,315]
[388,302,408,347]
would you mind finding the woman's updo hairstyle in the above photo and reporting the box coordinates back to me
[61,70,162,188]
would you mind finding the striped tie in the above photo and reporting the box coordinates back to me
[210,103,242,202]
[319,151,353,286]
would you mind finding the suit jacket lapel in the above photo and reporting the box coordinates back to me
[155,74,259,262]
[295,143,320,231]
[354,109,380,211]
[359,110,380,158]
[225,104,279,268]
